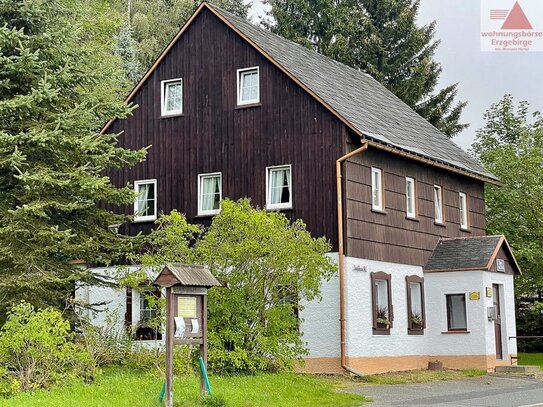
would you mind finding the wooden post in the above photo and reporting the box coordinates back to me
[200,294,208,395]
[165,287,174,407]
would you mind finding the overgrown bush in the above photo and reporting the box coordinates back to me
[137,199,336,374]
[77,313,133,367]
[0,302,96,397]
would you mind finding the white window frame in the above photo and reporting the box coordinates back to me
[237,66,260,106]
[197,172,222,216]
[434,185,444,224]
[443,292,469,332]
[406,177,416,218]
[459,192,469,230]
[161,78,183,116]
[266,164,292,210]
[371,167,384,211]
[134,179,157,222]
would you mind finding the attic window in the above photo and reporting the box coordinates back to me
[267,165,292,210]
[161,78,183,116]
[237,66,259,105]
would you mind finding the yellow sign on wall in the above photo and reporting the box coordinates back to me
[177,296,197,318]
[469,291,481,301]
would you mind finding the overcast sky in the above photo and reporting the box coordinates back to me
[247,0,543,151]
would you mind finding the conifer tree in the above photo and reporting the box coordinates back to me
[0,0,146,320]
[111,0,250,74]
[267,0,467,137]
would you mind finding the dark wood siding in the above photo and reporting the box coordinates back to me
[107,8,489,267]
[108,9,344,247]
[344,144,486,266]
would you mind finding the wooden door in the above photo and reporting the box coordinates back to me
[493,284,503,360]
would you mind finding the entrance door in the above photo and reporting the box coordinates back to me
[493,284,503,360]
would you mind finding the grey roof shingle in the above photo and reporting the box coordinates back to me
[424,236,503,271]
[209,4,497,181]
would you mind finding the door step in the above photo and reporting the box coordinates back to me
[492,365,541,378]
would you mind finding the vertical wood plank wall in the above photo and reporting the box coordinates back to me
[344,144,486,266]
[108,8,344,247]
[107,8,488,268]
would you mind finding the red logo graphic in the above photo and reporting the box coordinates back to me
[490,1,533,29]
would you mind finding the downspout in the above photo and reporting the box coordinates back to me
[336,142,368,377]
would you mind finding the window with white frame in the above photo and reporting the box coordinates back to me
[237,67,259,105]
[371,167,383,211]
[198,172,222,216]
[459,192,468,229]
[406,177,416,218]
[134,179,157,222]
[434,185,443,223]
[161,78,183,116]
[267,165,292,210]
[446,293,467,331]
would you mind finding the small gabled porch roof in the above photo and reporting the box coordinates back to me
[424,235,521,274]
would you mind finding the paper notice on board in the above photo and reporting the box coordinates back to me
[174,317,185,338]
[191,318,199,334]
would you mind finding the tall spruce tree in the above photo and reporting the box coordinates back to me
[111,0,250,74]
[267,0,467,137]
[0,0,146,320]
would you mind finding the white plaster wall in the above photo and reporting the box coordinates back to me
[343,256,426,357]
[424,270,487,356]
[482,272,517,357]
[75,266,136,334]
[299,253,341,357]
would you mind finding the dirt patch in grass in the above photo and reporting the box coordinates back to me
[355,368,486,385]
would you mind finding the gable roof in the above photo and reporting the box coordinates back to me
[102,2,497,183]
[153,263,221,288]
[424,235,521,274]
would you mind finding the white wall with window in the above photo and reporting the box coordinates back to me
[371,167,383,211]
[266,165,292,210]
[433,185,443,223]
[405,177,416,218]
[198,172,222,216]
[134,179,157,222]
[237,66,259,105]
[161,78,183,116]
[459,192,468,229]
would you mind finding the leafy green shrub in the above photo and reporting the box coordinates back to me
[0,302,96,396]
[139,200,336,374]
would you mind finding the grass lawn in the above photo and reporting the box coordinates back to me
[518,352,543,368]
[358,369,486,385]
[0,369,366,407]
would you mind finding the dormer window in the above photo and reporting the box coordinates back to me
[266,165,292,210]
[134,179,157,222]
[237,67,259,106]
[161,78,183,116]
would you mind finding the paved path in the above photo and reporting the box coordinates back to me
[347,376,543,406]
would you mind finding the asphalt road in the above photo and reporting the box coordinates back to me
[347,376,543,406]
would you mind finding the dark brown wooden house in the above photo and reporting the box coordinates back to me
[86,2,519,375]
